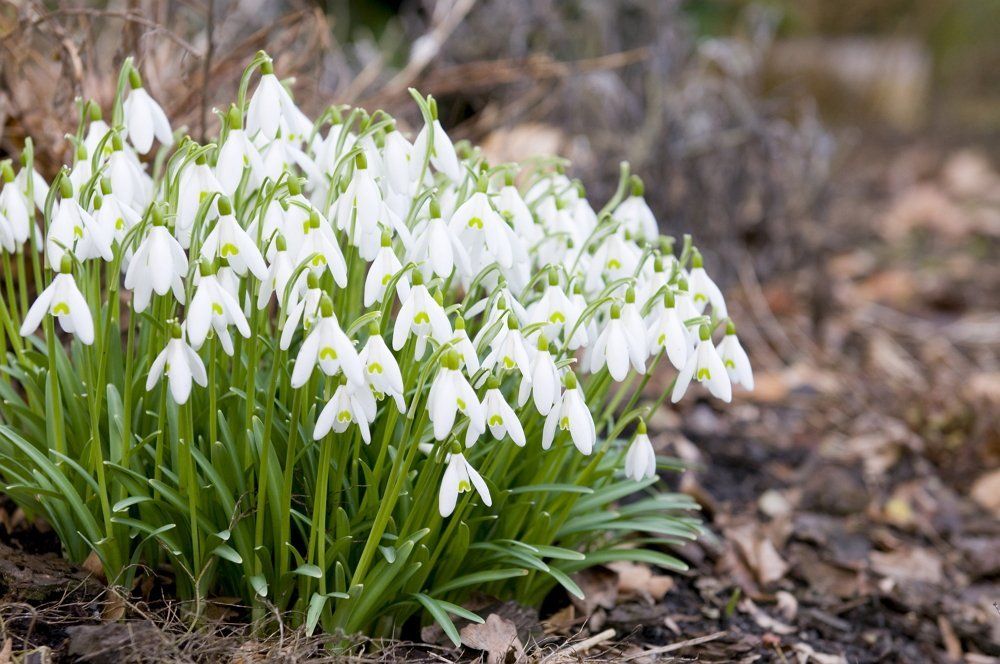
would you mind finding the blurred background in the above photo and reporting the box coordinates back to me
[1,0,998,659]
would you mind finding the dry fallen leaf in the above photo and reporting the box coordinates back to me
[727,523,789,587]
[606,561,674,602]
[570,566,618,616]
[969,470,1000,517]
[0,638,12,664]
[460,613,524,664]
[870,548,944,585]
[739,598,796,635]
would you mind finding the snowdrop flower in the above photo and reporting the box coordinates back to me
[449,188,513,269]
[671,324,731,403]
[333,154,382,244]
[450,317,480,375]
[621,287,649,362]
[542,373,595,455]
[392,272,452,358]
[471,377,525,447]
[45,179,112,267]
[290,295,364,389]
[624,421,656,481]
[717,322,753,391]
[145,323,208,405]
[124,212,188,312]
[20,255,93,345]
[528,269,577,342]
[481,316,532,381]
[614,177,658,240]
[383,126,415,194]
[411,199,470,280]
[13,166,48,212]
[688,250,727,318]
[256,236,298,308]
[518,335,561,416]
[591,304,646,381]
[586,230,640,293]
[105,135,151,210]
[359,328,406,413]
[200,197,267,280]
[122,69,173,154]
[364,232,409,307]
[82,104,112,158]
[412,102,462,182]
[216,105,265,195]
[313,380,378,443]
[0,163,30,248]
[647,290,688,370]
[279,273,324,350]
[246,59,312,141]
[187,260,251,353]
[496,176,539,243]
[177,154,224,238]
[438,450,491,518]
[427,351,484,442]
[295,209,348,287]
[94,178,141,249]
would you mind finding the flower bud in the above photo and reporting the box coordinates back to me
[307,272,319,289]
[564,372,578,390]
[320,294,334,318]
[629,175,644,197]
[170,322,183,339]
[88,101,102,122]
[100,177,112,196]
[610,303,622,320]
[355,152,367,170]
[128,67,143,90]
[698,324,711,342]
[217,196,233,216]
[0,162,14,183]
[287,177,302,196]
[429,197,441,219]
[636,419,647,435]
[59,254,73,274]
[59,177,74,199]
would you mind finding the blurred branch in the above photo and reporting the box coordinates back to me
[27,6,202,57]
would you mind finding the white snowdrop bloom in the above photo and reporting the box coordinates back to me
[256,237,299,308]
[717,322,753,391]
[364,233,409,307]
[620,287,649,361]
[290,296,364,389]
[517,335,561,416]
[391,273,452,358]
[383,127,415,194]
[496,180,539,243]
[470,378,525,447]
[542,373,595,455]
[200,197,267,280]
[332,156,388,257]
[186,262,251,353]
[247,197,291,257]
[688,250,727,318]
[83,112,112,159]
[571,193,600,238]
[586,230,641,293]
[0,212,14,253]
[145,324,208,405]
[614,189,658,241]
[412,110,462,182]
[674,280,702,334]
[591,304,646,381]
[410,206,471,280]
[246,62,312,142]
[428,351,485,442]
[438,451,491,518]
[93,184,140,256]
[0,165,31,245]
[450,317,480,375]
[67,146,93,195]
[671,325,732,403]
[13,167,48,212]
[46,181,113,266]
[216,107,265,195]
[279,275,324,350]
[124,213,188,313]
[105,138,151,210]
[177,155,224,237]
[481,317,532,380]
[359,330,406,413]
[260,134,320,183]
[468,287,529,336]
[122,70,173,154]
[647,290,689,371]
[295,209,348,287]
[449,190,513,269]
[528,269,583,348]
[20,257,93,345]
[624,421,657,481]
[313,380,378,443]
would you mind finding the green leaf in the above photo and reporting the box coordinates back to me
[212,545,243,565]
[412,593,462,647]
[430,568,528,596]
[249,575,268,598]
[544,566,585,600]
[292,564,323,579]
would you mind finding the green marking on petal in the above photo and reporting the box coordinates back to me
[559,416,570,431]
[381,274,392,285]
[607,259,621,270]
[697,368,711,381]
[549,312,565,324]
[212,303,224,316]
[115,218,125,230]
[489,414,504,426]
[311,255,326,267]
[458,479,472,493]
[467,216,484,230]
[657,334,667,346]
[724,359,736,369]
[221,243,240,257]
[414,311,430,324]
[52,302,70,316]
[73,226,84,239]
[337,410,352,423]
[694,293,707,303]
[368,362,383,374]
[502,356,515,369]
[320,347,338,360]
[456,397,467,411]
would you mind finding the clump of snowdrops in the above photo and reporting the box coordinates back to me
[0,53,753,641]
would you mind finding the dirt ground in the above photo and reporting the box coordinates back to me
[0,136,998,663]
